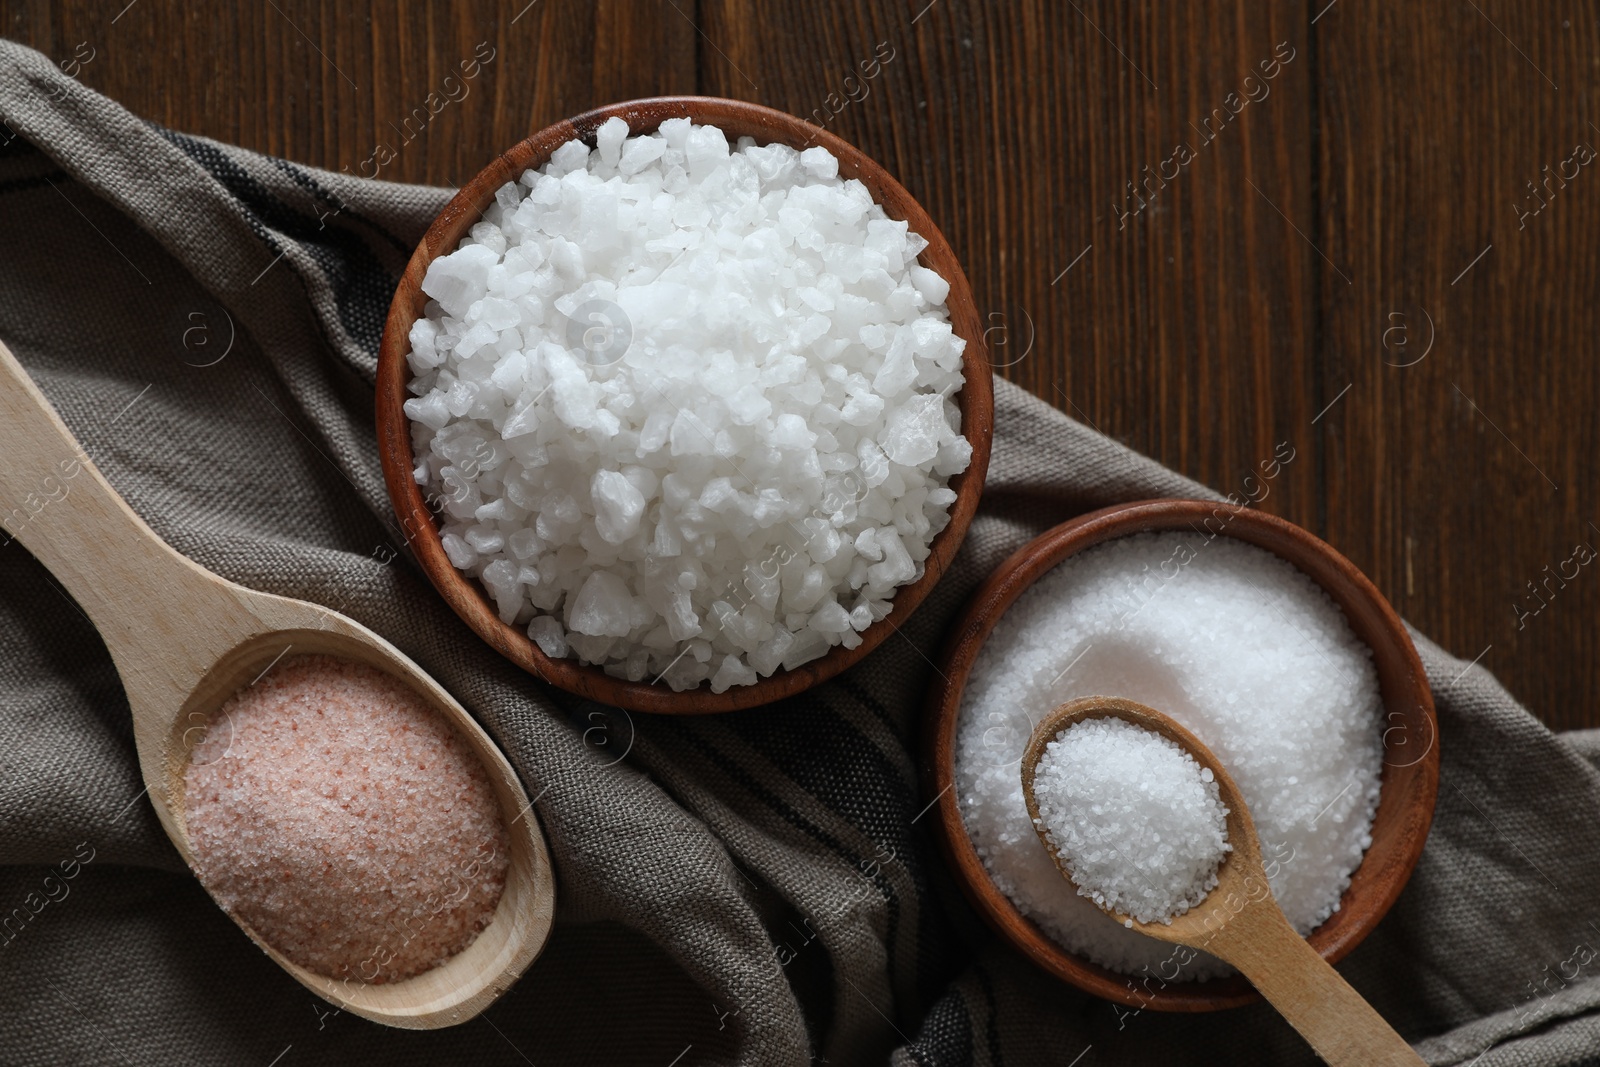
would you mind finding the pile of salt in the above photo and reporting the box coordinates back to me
[405,118,970,692]
[1031,717,1231,925]
[184,655,509,983]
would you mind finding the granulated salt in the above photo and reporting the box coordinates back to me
[184,654,509,984]
[1032,717,1230,924]
[954,531,1383,979]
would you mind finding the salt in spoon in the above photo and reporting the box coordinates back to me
[0,337,554,1029]
[1019,696,1423,1067]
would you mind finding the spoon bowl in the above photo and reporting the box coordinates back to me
[1019,696,1272,948]
[0,338,555,1029]
[1021,696,1423,1067]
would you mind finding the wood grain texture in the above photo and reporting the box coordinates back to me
[1315,1,1600,730]
[0,0,1593,727]
[697,0,1320,532]
[0,0,696,185]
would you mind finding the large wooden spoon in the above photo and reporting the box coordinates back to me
[0,338,554,1029]
[1020,696,1423,1067]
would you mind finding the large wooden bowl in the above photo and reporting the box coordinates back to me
[922,499,1439,1011]
[377,97,993,714]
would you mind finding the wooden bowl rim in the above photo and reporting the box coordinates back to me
[921,498,1440,1011]
[376,95,993,714]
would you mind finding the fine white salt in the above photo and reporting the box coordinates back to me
[405,118,970,691]
[954,531,1384,979]
[1032,717,1231,924]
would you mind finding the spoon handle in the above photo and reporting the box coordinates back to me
[1209,902,1424,1067]
[0,339,211,630]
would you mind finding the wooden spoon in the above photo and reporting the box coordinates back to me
[0,338,555,1029]
[1020,696,1423,1067]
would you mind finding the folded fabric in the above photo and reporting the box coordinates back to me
[2,38,1597,1067]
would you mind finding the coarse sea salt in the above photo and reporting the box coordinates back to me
[184,655,509,984]
[404,117,970,692]
[1032,717,1231,925]
[955,531,1384,979]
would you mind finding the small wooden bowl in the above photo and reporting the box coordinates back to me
[377,96,993,714]
[922,499,1439,1011]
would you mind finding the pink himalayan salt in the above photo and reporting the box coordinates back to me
[184,654,509,983]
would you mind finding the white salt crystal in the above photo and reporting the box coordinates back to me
[404,120,970,689]
[909,264,951,305]
[933,435,973,478]
[595,116,628,168]
[591,469,645,544]
[403,393,451,431]
[799,146,840,181]
[528,614,569,658]
[685,124,730,180]
[866,528,914,588]
[710,654,758,693]
[545,346,598,430]
[548,139,590,174]
[619,135,666,175]
[873,331,919,399]
[407,318,444,372]
[808,600,853,634]
[440,532,476,569]
[882,394,948,467]
[568,571,635,637]
[726,384,773,426]
[421,245,499,318]
[501,398,540,439]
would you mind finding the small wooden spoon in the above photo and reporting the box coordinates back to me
[0,338,555,1029]
[1020,696,1423,1067]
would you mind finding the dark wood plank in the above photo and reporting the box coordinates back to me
[1316,0,1600,729]
[2,0,1596,731]
[0,0,696,186]
[697,0,1320,536]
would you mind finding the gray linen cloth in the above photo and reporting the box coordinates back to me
[1,38,1596,1067]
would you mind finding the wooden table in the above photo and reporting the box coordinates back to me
[3,1,1594,729]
